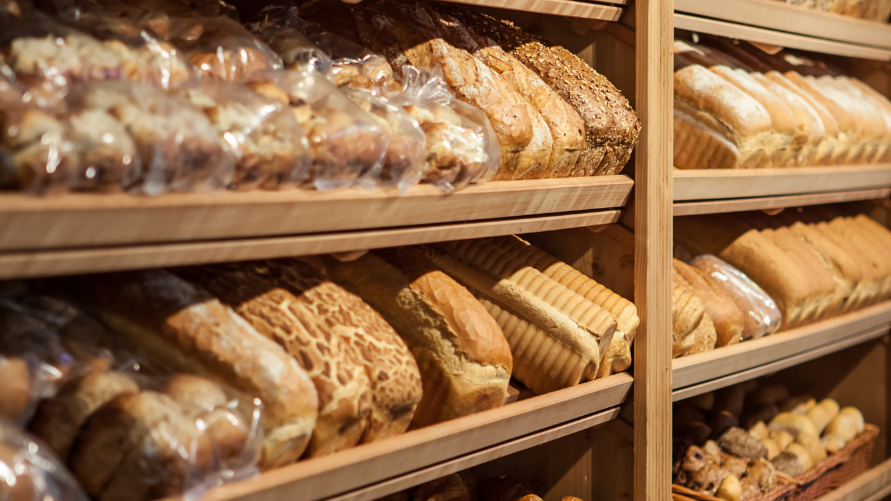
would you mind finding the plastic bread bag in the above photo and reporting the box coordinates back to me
[396,66,500,191]
[65,81,234,194]
[341,87,424,192]
[690,254,782,340]
[246,18,332,74]
[162,17,283,82]
[247,70,388,190]
[173,79,311,190]
[0,419,90,501]
[303,29,401,95]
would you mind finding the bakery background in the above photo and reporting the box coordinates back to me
[3,0,891,501]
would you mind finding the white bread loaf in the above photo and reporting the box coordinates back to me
[765,71,842,165]
[751,72,825,166]
[325,247,512,426]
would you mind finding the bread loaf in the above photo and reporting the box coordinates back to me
[422,238,617,394]
[785,72,861,164]
[325,247,512,426]
[674,259,744,347]
[789,222,864,313]
[672,274,711,357]
[58,270,319,468]
[764,71,842,164]
[751,72,825,166]
[176,263,374,457]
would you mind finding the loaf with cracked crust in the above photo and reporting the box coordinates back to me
[176,262,373,457]
[440,6,639,175]
[325,247,512,426]
[57,270,318,468]
[477,235,638,379]
[673,259,744,348]
[421,238,616,394]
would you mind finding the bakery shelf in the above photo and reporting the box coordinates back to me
[674,0,891,53]
[673,165,891,215]
[164,374,632,501]
[816,457,891,501]
[434,0,624,21]
[672,301,891,402]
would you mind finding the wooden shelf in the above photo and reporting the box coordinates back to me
[674,0,891,52]
[673,166,891,215]
[435,0,624,20]
[673,302,891,401]
[817,457,891,501]
[166,374,632,501]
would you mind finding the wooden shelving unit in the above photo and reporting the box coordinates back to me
[437,0,625,20]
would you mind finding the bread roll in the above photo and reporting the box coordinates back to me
[771,451,805,477]
[806,399,840,435]
[768,412,819,438]
[423,238,617,394]
[716,475,741,501]
[825,407,865,442]
[674,260,744,347]
[58,270,318,468]
[822,433,846,453]
[795,432,826,464]
[785,443,814,471]
[325,247,512,426]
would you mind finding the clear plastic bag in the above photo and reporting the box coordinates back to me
[173,79,311,190]
[0,101,77,193]
[0,418,90,501]
[163,16,283,82]
[65,80,234,194]
[690,254,783,340]
[246,17,332,74]
[247,69,388,190]
[396,66,500,191]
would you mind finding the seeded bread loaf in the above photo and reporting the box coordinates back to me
[325,247,512,426]
[175,263,374,457]
[58,270,319,468]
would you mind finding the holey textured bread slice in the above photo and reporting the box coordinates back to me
[480,235,638,378]
[58,270,318,469]
[324,247,512,427]
[176,263,374,458]
[422,238,617,394]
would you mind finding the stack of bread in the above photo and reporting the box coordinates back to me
[676,210,891,333]
[769,0,891,22]
[675,382,872,501]
[673,37,891,169]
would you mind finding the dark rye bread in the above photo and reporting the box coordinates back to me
[440,5,640,175]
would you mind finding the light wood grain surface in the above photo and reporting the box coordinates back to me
[673,188,891,216]
[435,0,623,20]
[674,0,891,49]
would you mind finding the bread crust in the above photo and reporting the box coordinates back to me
[674,259,744,347]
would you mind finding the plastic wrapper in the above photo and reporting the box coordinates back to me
[38,0,237,21]
[246,19,332,74]
[162,17,282,82]
[397,66,500,191]
[0,419,90,501]
[173,79,311,189]
[65,80,234,194]
[690,254,782,340]
[247,70,387,190]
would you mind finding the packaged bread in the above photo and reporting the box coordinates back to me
[0,102,76,192]
[672,273,716,357]
[178,259,423,445]
[324,247,512,426]
[674,259,744,347]
[0,419,90,501]
[56,270,319,469]
[247,69,388,190]
[247,14,333,75]
[421,236,617,394]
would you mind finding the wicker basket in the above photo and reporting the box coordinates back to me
[830,423,880,489]
[757,480,797,501]
[789,452,846,501]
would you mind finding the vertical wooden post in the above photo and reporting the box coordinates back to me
[634,0,673,499]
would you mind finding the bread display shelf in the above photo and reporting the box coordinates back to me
[436,0,624,21]
[816,457,891,501]
[164,374,632,501]
[674,0,891,51]
[673,188,891,216]
[672,301,891,401]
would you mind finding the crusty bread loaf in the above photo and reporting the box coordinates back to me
[813,221,883,307]
[765,71,842,165]
[422,238,616,394]
[58,270,319,468]
[443,6,639,175]
[176,263,374,457]
[751,72,825,166]
[786,72,861,164]
[673,259,744,347]
[30,370,139,461]
[480,235,638,378]
[789,222,863,314]
[325,247,512,426]
[674,64,775,170]
[825,218,891,302]
[812,76,890,164]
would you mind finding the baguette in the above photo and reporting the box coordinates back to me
[422,239,616,394]
[176,263,375,457]
[58,270,318,468]
[673,259,744,347]
[325,247,512,426]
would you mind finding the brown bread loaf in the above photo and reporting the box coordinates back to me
[325,247,512,427]
[176,263,374,457]
[765,71,842,164]
[58,270,319,468]
[789,222,864,313]
[751,72,826,166]
[673,259,744,348]
[672,271,715,357]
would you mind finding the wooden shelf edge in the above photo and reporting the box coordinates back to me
[816,457,891,501]
[424,0,623,20]
[0,210,622,279]
[673,301,891,391]
[673,188,891,216]
[673,166,891,202]
[674,0,891,50]
[674,13,891,61]
[161,374,632,501]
